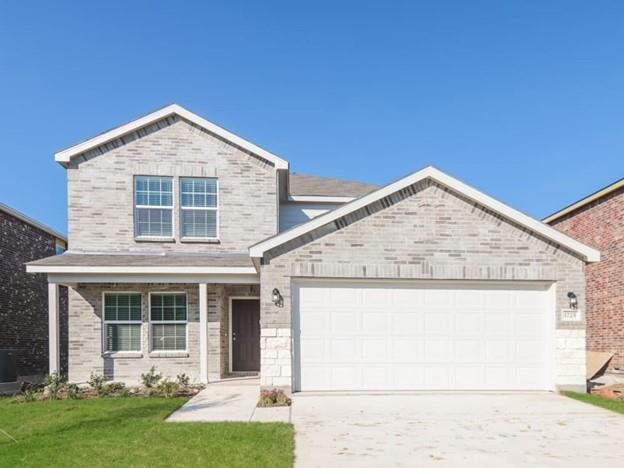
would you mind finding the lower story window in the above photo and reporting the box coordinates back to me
[104,293,142,352]
[150,293,187,351]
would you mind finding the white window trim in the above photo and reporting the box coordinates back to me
[101,291,143,355]
[228,296,260,373]
[179,177,219,241]
[148,292,189,353]
[134,175,175,240]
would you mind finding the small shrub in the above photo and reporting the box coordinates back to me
[107,382,126,396]
[43,372,67,400]
[141,366,162,388]
[176,373,190,387]
[65,383,81,400]
[21,388,39,403]
[155,379,179,398]
[88,373,106,393]
[258,388,291,407]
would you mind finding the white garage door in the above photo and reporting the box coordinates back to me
[293,281,553,391]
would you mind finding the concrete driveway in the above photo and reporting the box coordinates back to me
[292,392,624,467]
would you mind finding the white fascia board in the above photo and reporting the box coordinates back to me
[47,273,259,285]
[250,166,601,263]
[54,104,289,170]
[287,195,355,203]
[26,265,258,274]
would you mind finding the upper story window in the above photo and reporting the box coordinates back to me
[180,178,218,239]
[134,176,173,238]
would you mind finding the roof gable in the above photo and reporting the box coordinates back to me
[55,104,289,170]
[250,166,600,263]
[543,177,624,224]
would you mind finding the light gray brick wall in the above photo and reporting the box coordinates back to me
[68,282,259,385]
[67,117,278,253]
[260,181,587,391]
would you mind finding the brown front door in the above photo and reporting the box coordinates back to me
[232,299,260,372]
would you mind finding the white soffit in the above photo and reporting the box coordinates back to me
[250,166,601,263]
[26,265,258,275]
[54,104,289,170]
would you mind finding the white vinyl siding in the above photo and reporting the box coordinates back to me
[103,293,142,352]
[279,202,341,231]
[134,176,173,238]
[150,293,187,351]
[180,178,218,239]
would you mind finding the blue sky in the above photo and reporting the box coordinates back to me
[1,1,623,234]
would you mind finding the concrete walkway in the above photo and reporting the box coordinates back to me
[292,392,624,468]
[167,377,290,423]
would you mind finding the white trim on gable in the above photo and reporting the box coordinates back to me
[55,104,289,170]
[250,166,601,263]
[287,195,355,203]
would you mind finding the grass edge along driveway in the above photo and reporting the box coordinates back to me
[0,396,293,467]
[562,390,624,415]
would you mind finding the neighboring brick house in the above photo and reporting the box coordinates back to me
[545,178,624,370]
[28,104,600,393]
[0,203,67,379]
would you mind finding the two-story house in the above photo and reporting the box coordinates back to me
[28,104,600,393]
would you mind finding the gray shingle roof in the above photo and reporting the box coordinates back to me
[289,173,380,198]
[28,252,253,268]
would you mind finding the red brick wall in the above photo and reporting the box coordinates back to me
[550,186,624,369]
[0,210,67,378]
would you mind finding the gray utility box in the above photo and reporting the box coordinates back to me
[0,350,17,383]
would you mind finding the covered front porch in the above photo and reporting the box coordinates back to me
[27,253,262,385]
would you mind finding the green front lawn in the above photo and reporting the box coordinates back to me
[562,391,624,415]
[0,397,293,467]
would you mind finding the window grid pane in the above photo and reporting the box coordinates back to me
[104,294,142,321]
[106,324,141,352]
[151,324,186,351]
[180,178,218,238]
[135,176,173,207]
[150,294,187,351]
[103,293,142,352]
[135,176,173,237]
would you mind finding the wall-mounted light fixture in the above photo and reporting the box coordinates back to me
[272,288,283,307]
[567,292,578,310]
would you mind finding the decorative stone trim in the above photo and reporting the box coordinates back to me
[555,329,586,391]
[260,327,292,389]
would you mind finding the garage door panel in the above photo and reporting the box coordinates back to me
[330,339,358,361]
[454,340,482,362]
[454,366,483,387]
[362,339,389,362]
[483,312,512,335]
[362,311,388,333]
[424,340,452,361]
[424,367,451,386]
[425,289,455,306]
[392,339,423,361]
[332,311,358,333]
[424,312,453,334]
[393,288,424,307]
[391,312,422,334]
[362,288,391,305]
[515,313,544,336]
[299,310,328,331]
[455,312,481,334]
[485,340,513,362]
[295,281,552,391]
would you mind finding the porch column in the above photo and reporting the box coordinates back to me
[199,283,208,384]
[48,282,60,375]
